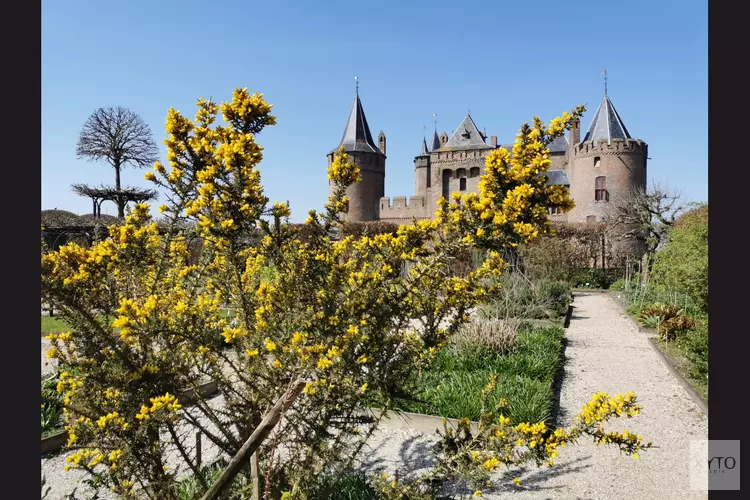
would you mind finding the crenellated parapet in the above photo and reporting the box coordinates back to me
[572,138,648,159]
[378,195,430,222]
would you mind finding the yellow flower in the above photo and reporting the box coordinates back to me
[473,491,483,498]
[513,478,522,486]
[359,383,368,393]
[264,338,277,351]
[246,348,259,357]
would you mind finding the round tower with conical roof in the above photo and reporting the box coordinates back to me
[414,136,431,197]
[327,92,386,221]
[567,93,648,225]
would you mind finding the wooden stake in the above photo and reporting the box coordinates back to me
[200,379,306,500]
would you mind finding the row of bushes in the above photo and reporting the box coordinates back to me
[620,205,708,399]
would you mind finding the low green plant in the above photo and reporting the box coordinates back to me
[638,313,662,330]
[661,315,696,341]
[609,279,626,291]
[478,274,571,320]
[637,303,695,341]
[396,324,564,424]
[454,318,519,355]
[41,372,63,436]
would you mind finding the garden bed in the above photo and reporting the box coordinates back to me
[393,323,565,424]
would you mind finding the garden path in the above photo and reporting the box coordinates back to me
[360,291,708,499]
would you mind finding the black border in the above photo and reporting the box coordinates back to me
[14,0,43,496]
[709,0,748,498]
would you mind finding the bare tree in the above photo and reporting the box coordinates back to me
[76,107,159,218]
[604,181,695,282]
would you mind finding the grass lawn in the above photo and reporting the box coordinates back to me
[42,309,236,337]
[41,316,75,335]
[394,323,565,424]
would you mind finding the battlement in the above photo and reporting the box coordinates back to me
[379,196,426,210]
[379,195,430,220]
[572,138,647,158]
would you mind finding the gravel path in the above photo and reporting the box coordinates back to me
[477,291,707,499]
[41,292,708,499]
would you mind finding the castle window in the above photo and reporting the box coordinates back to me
[469,167,480,178]
[459,178,467,191]
[594,156,601,168]
[586,215,597,222]
[427,165,431,187]
[594,176,609,201]
[442,169,452,200]
[456,168,467,178]
[549,207,561,215]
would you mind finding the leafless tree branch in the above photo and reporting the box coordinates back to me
[76,107,159,217]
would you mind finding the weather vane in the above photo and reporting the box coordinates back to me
[421,124,426,139]
[354,76,359,96]
[432,113,437,131]
[602,69,608,95]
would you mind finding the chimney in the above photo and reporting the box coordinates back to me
[490,136,498,148]
[570,118,580,146]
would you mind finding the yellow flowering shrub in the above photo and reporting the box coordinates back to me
[372,390,651,499]
[41,89,647,498]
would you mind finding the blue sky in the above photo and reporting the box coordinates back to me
[42,0,707,222]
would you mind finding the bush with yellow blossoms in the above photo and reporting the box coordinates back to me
[371,382,652,499]
[42,88,649,499]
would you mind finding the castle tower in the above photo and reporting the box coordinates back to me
[567,93,648,227]
[414,137,431,196]
[429,113,493,212]
[327,92,386,221]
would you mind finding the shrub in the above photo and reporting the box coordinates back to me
[609,279,626,291]
[637,303,695,341]
[41,372,63,436]
[680,318,708,384]
[571,267,621,289]
[651,204,708,312]
[42,91,648,498]
[661,315,696,341]
[340,220,400,239]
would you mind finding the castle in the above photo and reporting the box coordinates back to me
[327,90,648,225]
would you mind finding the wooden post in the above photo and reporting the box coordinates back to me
[200,379,306,500]
[196,431,202,469]
[251,452,260,500]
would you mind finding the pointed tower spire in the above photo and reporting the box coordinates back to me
[419,137,430,156]
[581,94,632,144]
[332,90,383,155]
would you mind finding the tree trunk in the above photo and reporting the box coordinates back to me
[115,162,124,218]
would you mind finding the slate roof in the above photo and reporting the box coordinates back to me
[331,95,383,155]
[582,94,632,144]
[431,130,441,151]
[546,170,570,186]
[418,137,429,156]
[438,114,494,151]
[549,135,569,153]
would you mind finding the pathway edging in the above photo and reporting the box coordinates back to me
[603,291,708,414]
